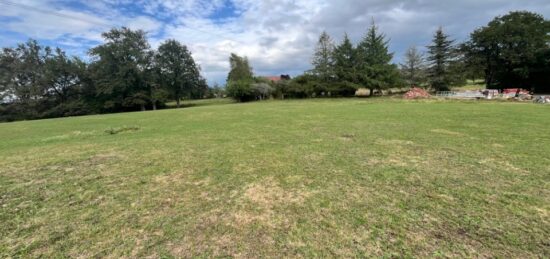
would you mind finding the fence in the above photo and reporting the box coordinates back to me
[436,91,485,99]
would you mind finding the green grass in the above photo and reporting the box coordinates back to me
[165,98,235,108]
[1,99,549,257]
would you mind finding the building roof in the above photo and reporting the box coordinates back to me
[264,76,282,82]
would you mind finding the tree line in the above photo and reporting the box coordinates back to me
[0,28,211,122]
[226,11,550,101]
[1,11,549,120]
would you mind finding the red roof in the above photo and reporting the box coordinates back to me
[264,76,281,82]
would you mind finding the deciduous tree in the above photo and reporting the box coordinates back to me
[400,46,427,87]
[467,11,550,92]
[89,27,152,111]
[226,53,254,101]
[155,39,201,107]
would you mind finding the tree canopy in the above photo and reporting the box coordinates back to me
[427,27,457,91]
[227,53,253,82]
[1,28,209,121]
[156,39,202,108]
[311,31,335,83]
[467,11,550,92]
[2,10,550,121]
[400,46,427,87]
[356,22,401,95]
[226,53,256,102]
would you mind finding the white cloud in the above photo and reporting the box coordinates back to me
[125,16,162,33]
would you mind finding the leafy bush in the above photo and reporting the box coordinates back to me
[226,79,255,102]
[251,83,273,100]
[285,75,317,98]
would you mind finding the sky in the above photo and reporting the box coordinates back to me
[1,0,549,85]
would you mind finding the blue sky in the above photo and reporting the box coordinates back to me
[1,0,549,85]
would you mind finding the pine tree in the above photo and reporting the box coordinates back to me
[400,46,426,87]
[357,21,400,96]
[311,31,335,83]
[427,27,455,91]
[333,33,358,84]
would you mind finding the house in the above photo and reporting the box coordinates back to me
[263,75,291,83]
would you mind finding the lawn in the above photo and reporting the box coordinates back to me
[165,98,235,108]
[0,99,549,257]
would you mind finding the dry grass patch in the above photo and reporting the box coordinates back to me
[229,177,313,229]
[243,177,310,206]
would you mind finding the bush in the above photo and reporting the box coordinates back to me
[286,75,317,98]
[251,83,273,100]
[328,81,360,97]
[226,80,255,102]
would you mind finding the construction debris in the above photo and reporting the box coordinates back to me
[404,87,431,99]
[435,88,534,100]
[534,96,550,104]
[483,89,500,99]
[436,91,484,99]
[502,88,530,97]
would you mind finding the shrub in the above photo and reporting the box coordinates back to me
[226,79,255,102]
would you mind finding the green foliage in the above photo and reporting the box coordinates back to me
[227,53,253,82]
[225,79,273,102]
[205,83,226,98]
[0,40,93,120]
[333,34,360,90]
[155,39,202,107]
[311,31,335,82]
[226,53,257,102]
[2,11,550,120]
[459,42,485,82]
[467,11,550,92]
[226,79,254,102]
[89,27,152,111]
[251,82,273,100]
[357,22,401,94]
[357,23,394,65]
[286,74,317,98]
[427,27,464,91]
[1,28,210,121]
[42,48,86,103]
[0,40,50,103]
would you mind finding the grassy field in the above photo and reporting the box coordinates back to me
[1,99,549,257]
[165,98,235,109]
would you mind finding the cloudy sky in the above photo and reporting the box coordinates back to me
[1,0,549,85]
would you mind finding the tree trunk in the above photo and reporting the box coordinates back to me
[152,102,157,110]
[176,98,181,108]
[140,104,145,111]
[369,88,374,97]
